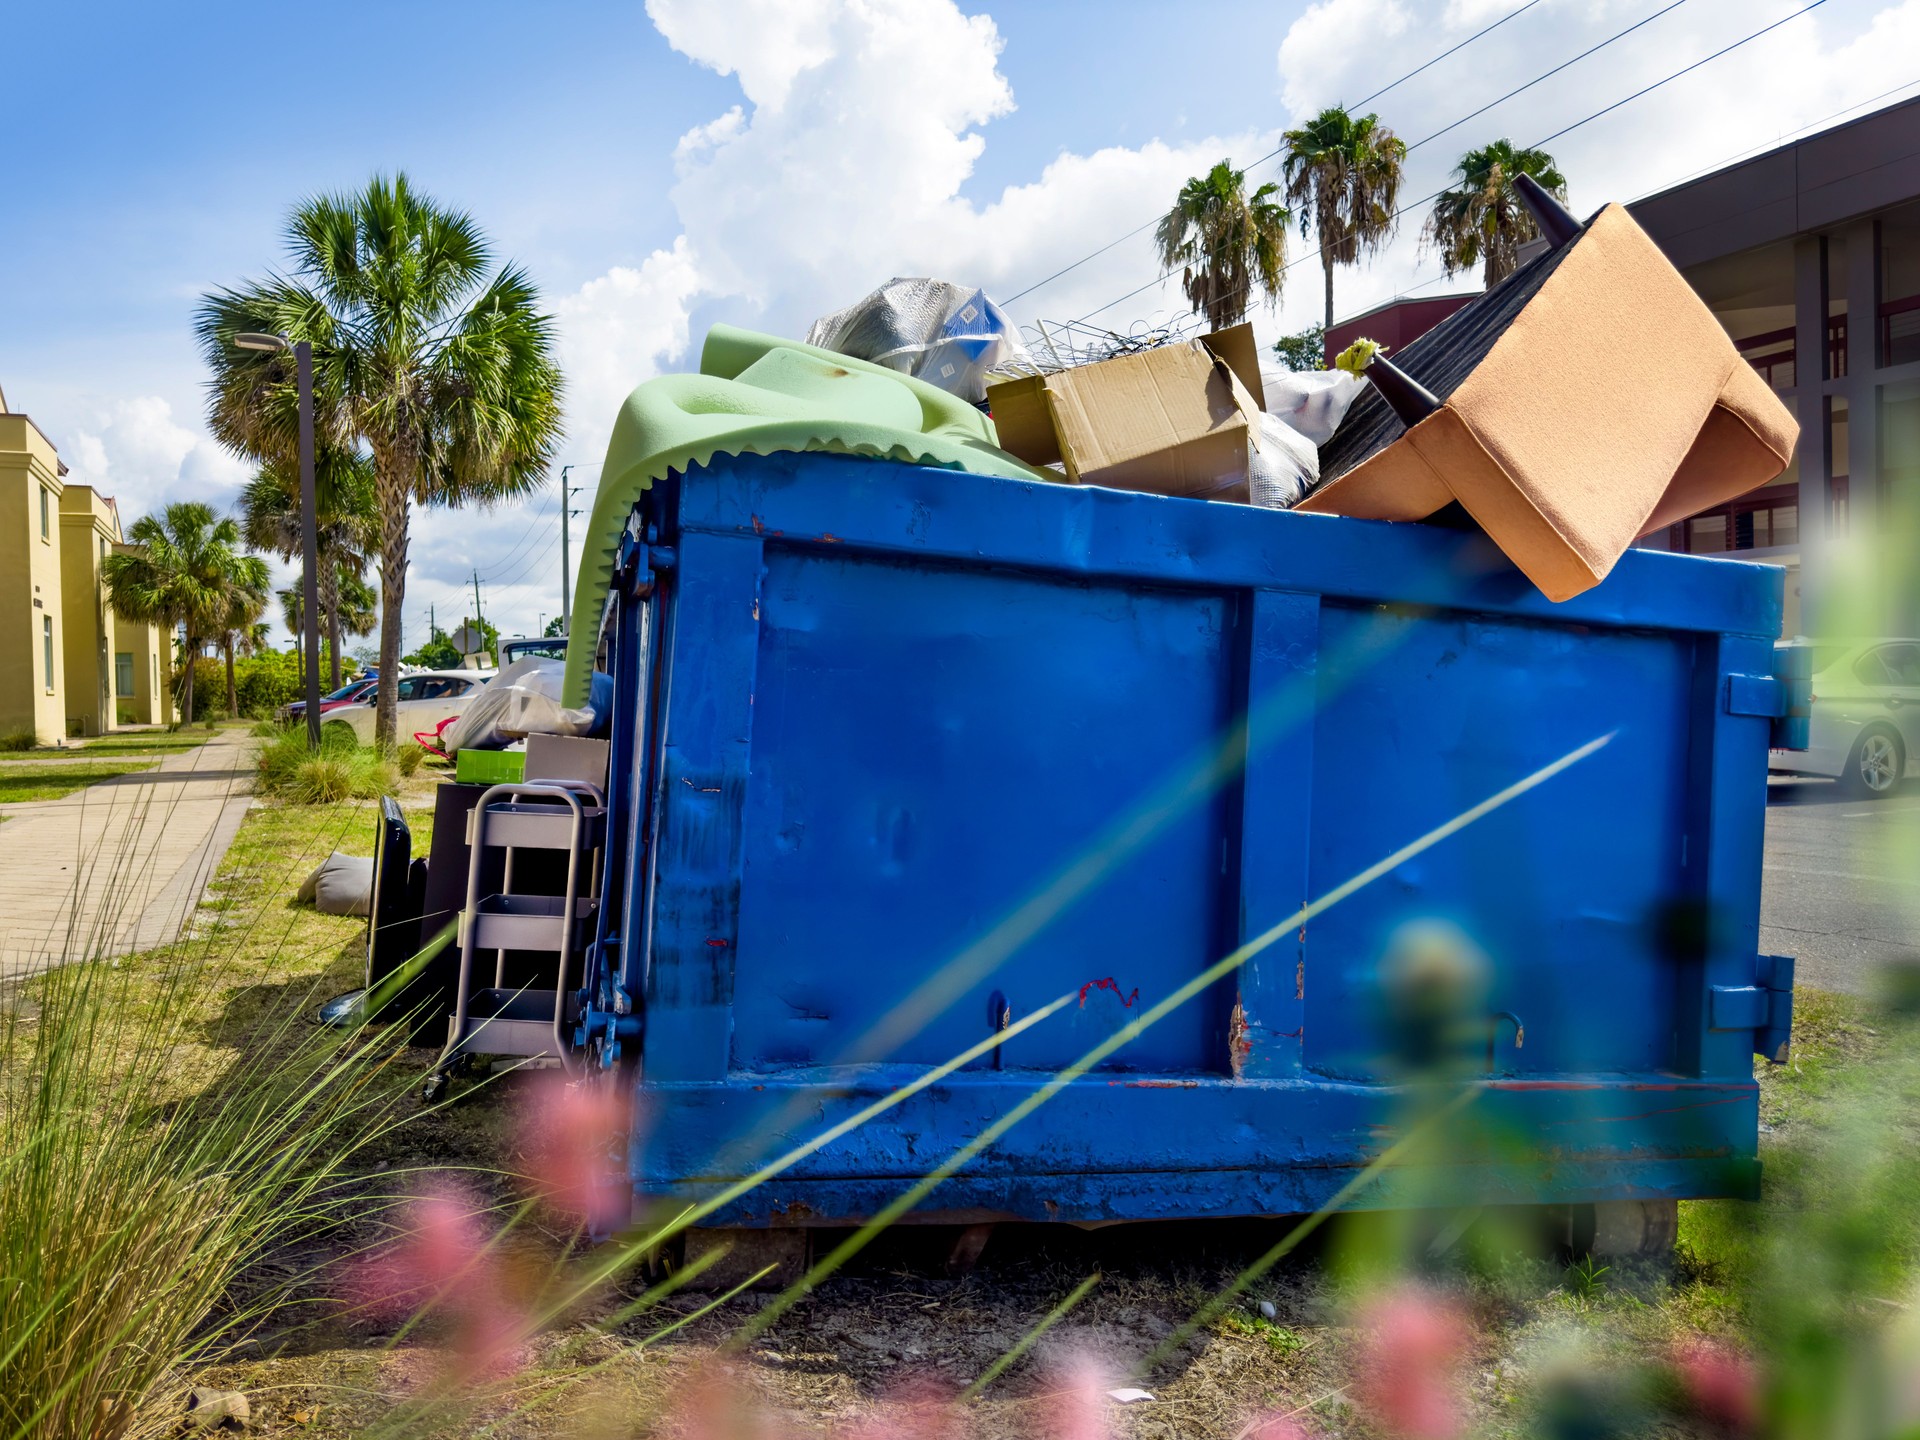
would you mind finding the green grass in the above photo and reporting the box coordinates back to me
[0,761,158,803]
[46,732,213,758]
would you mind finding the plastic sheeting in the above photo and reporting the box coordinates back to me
[444,658,596,754]
[806,278,1031,403]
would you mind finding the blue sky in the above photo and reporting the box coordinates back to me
[5,0,1913,647]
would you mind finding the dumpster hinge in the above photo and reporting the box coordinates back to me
[1724,652,1811,750]
[1709,954,1794,1064]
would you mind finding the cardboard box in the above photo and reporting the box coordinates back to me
[987,323,1268,500]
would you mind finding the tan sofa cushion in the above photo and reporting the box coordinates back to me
[1297,203,1798,601]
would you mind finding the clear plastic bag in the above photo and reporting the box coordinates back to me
[1248,411,1320,510]
[805,278,1031,403]
[443,658,596,754]
[1265,368,1366,446]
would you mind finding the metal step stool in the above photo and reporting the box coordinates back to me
[423,779,605,1101]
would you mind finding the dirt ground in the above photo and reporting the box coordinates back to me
[156,773,1891,1440]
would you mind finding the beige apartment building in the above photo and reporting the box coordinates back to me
[1,387,166,742]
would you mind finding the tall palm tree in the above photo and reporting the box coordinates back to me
[214,567,272,718]
[1282,106,1408,331]
[1423,139,1570,287]
[1154,161,1290,329]
[196,173,564,745]
[240,451,378,690]
[102,503,260,726]
[279,568,377,672]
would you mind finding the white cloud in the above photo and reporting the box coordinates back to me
[1260,0,1920,336]
[62,395,251,522]
[549,0,1255,473]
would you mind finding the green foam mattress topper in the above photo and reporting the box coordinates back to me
[560,324,1054,704]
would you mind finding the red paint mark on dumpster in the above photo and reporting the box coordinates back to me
[1125,1079,1199,1088]
[705,937,730,948]
[818,532,843,544]
[751,515,765,535]
[1078,977,1139,1008]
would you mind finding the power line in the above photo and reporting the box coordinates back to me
[1349,0,1549,109]
[1401,0,1690,156]
[1065,0,1831,329]
[472,489,558,586]
[1631,75,1920,198]
[1532,0,1828,147]
[998,0,1550,307]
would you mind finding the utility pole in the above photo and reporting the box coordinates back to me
[559,465,573,633]
[473,571,484,632]
[429,603,435,642]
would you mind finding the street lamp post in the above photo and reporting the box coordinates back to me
[234,331,322,749]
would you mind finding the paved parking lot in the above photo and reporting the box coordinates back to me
[1764,777,1920,994]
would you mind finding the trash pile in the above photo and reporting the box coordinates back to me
[805,277,1029,405]
[817,180,1789,605]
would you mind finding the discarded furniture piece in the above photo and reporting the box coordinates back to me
[562,445,1805,1251]
[1299,179,1798,601]
[420,779,606,1102]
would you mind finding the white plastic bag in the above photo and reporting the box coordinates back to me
[1264,369,1366,446]
[805,278,1032,403]
[1247,411,1319,510]
[444,658,595,754]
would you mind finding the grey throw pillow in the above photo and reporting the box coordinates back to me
[297,851,375,917]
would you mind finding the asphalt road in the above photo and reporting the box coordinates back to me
[1764,777,1920,994]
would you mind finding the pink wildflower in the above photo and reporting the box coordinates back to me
[1351,1284,1470,1440]
[1672,1340,1759,1433]
[518,1074,634,1233]
[346,1178,532,1386]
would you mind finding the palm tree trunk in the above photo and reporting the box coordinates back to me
[224,639,238,718]
[1323,251,1335,333]
[322,559,344,690]
[374,456,411,748]
[180,636,196,727]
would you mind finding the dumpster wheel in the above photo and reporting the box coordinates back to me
[1571,1199,1679,1258]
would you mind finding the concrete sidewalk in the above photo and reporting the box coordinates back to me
[0,731,257,978]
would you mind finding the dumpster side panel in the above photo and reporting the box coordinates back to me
[1301,603,1697,1081]
[731,548,1240,1075]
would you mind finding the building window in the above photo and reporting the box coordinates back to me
[116,653,135,697]
[39,486,50,540]
[43,617,54,692]
[1678,484,1800,554]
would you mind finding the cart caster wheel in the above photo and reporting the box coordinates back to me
[420,1071,450,1104]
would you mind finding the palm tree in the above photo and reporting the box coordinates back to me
[1423,139,1570,287]
[214,566,272,718]
[240,451,378,690]
[196,173,563,745]
[1154,161,1291,329]
[1282,106,1408,332]
[102,503,261,726]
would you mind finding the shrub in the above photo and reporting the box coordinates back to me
[396,741,427,777]
[255,731,397,804]
[0,728,35,753]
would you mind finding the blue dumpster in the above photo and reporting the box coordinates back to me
[574,448,1798,1238]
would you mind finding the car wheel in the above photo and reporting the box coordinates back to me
[1844,726,1904,798]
